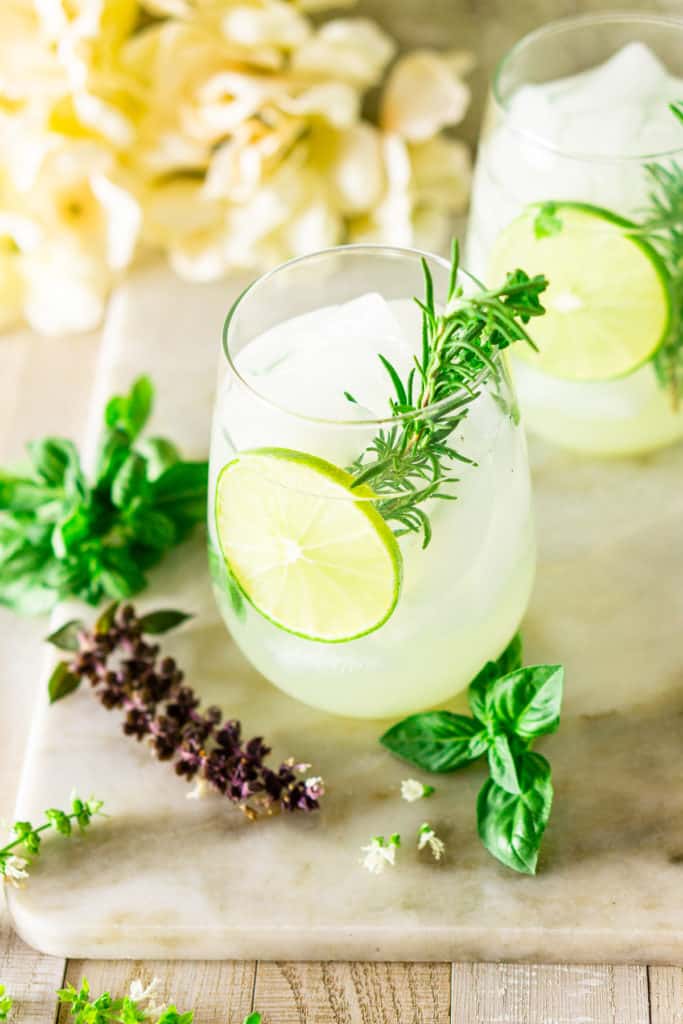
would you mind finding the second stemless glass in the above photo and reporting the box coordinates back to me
[466,13,683,456]
[208,246,535,719]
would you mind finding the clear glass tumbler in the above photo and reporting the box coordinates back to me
[466,13,683,456]
[208,245,536,719]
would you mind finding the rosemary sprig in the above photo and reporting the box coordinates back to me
[640,101,683,404]
[349,241,547,546]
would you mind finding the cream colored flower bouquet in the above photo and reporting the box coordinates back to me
[0,0,472,335]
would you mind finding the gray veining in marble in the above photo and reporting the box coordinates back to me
[8,264,683,962]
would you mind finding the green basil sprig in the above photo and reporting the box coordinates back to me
[0,377,207,614]
[380,636,563,875]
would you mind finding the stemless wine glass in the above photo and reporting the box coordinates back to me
[207,245,536,719]
[466,13,683,456]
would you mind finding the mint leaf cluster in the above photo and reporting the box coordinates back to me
[380,635,564,875]
[0,377,207,615]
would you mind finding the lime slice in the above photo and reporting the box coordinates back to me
[489,202,671,381]
[215,448,402,643]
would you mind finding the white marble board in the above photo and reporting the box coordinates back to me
[8,264,683,961]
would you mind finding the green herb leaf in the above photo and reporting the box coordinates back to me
[243,1015,262,1024]
[347,242,547,547]
[477,751,553,875]
[487,733,522,794]
[380,711,488,772]
[488,665,564,740]
[48,661,81,703]
[468,633,523,723]
[105,376,153,440]
[533,201,563,239]
[95,601,119,635]
[111,453,148,508]
[136,437,180,479]
[150,461,208,506]
[46,619,84,651]
[137,609,192,634]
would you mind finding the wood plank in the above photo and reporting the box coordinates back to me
[649,966,683,1024]
[451,964,649,1024]
[252,962,451,1023]
[0,928,65,1024]
[58,961,256,1023]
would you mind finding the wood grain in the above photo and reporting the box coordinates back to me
[252,962,451,1023]
[452,963,650,1024]
[58,960,256,1023]
[0,929,65,1024]
[649,966,683,1024]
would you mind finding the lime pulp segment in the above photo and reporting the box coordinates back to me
[489,202,672,382]
[214,448,402,643]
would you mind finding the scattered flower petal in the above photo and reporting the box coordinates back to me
[401,778,435,802]
[2,855,30,888]
[417,822,445,861]
[360,833,400,875]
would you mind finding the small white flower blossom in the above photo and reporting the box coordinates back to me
[400,778,434,803]
[2,855,30,888]
[186,778,211,800]
[417,823,445,861]
[129,976,165,1018]
[360,833,400,875]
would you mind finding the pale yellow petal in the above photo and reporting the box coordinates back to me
[22,240,109,335]
[90,173,141,269]
[410,135,472,212]
[292,18,395,87]
[279,82,359,128]
[221,2,311,50]
[328,121,384,215]
[0,243,24,333]
[380,50,472,141]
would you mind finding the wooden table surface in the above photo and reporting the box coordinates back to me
[1,331,682,1024]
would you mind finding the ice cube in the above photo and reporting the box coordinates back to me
[236,292,417,419]
[221,293,423,468]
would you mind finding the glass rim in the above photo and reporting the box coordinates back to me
[221,242,502,429]
[492,11,683,164]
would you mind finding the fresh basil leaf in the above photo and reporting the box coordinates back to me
[46,619,84,651]
[27,439,82,489]
[124,505,176,548]
[105,376,153,440]
[152,461,207,499]
[487,733,521,795]
[477,751,553,875]
[468,633,523,723]
[95,429,131,488]
[150,461,208,505]
[111,453,148,509]
[488,664,564,740]
[136,437,180,480]
[97,545,148,599]
[52,506,92,558]
[48,661,81,703]
[381,711,488,773]
[0,473,59,512]
[95,601,120,634]
[138,609,192,634]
